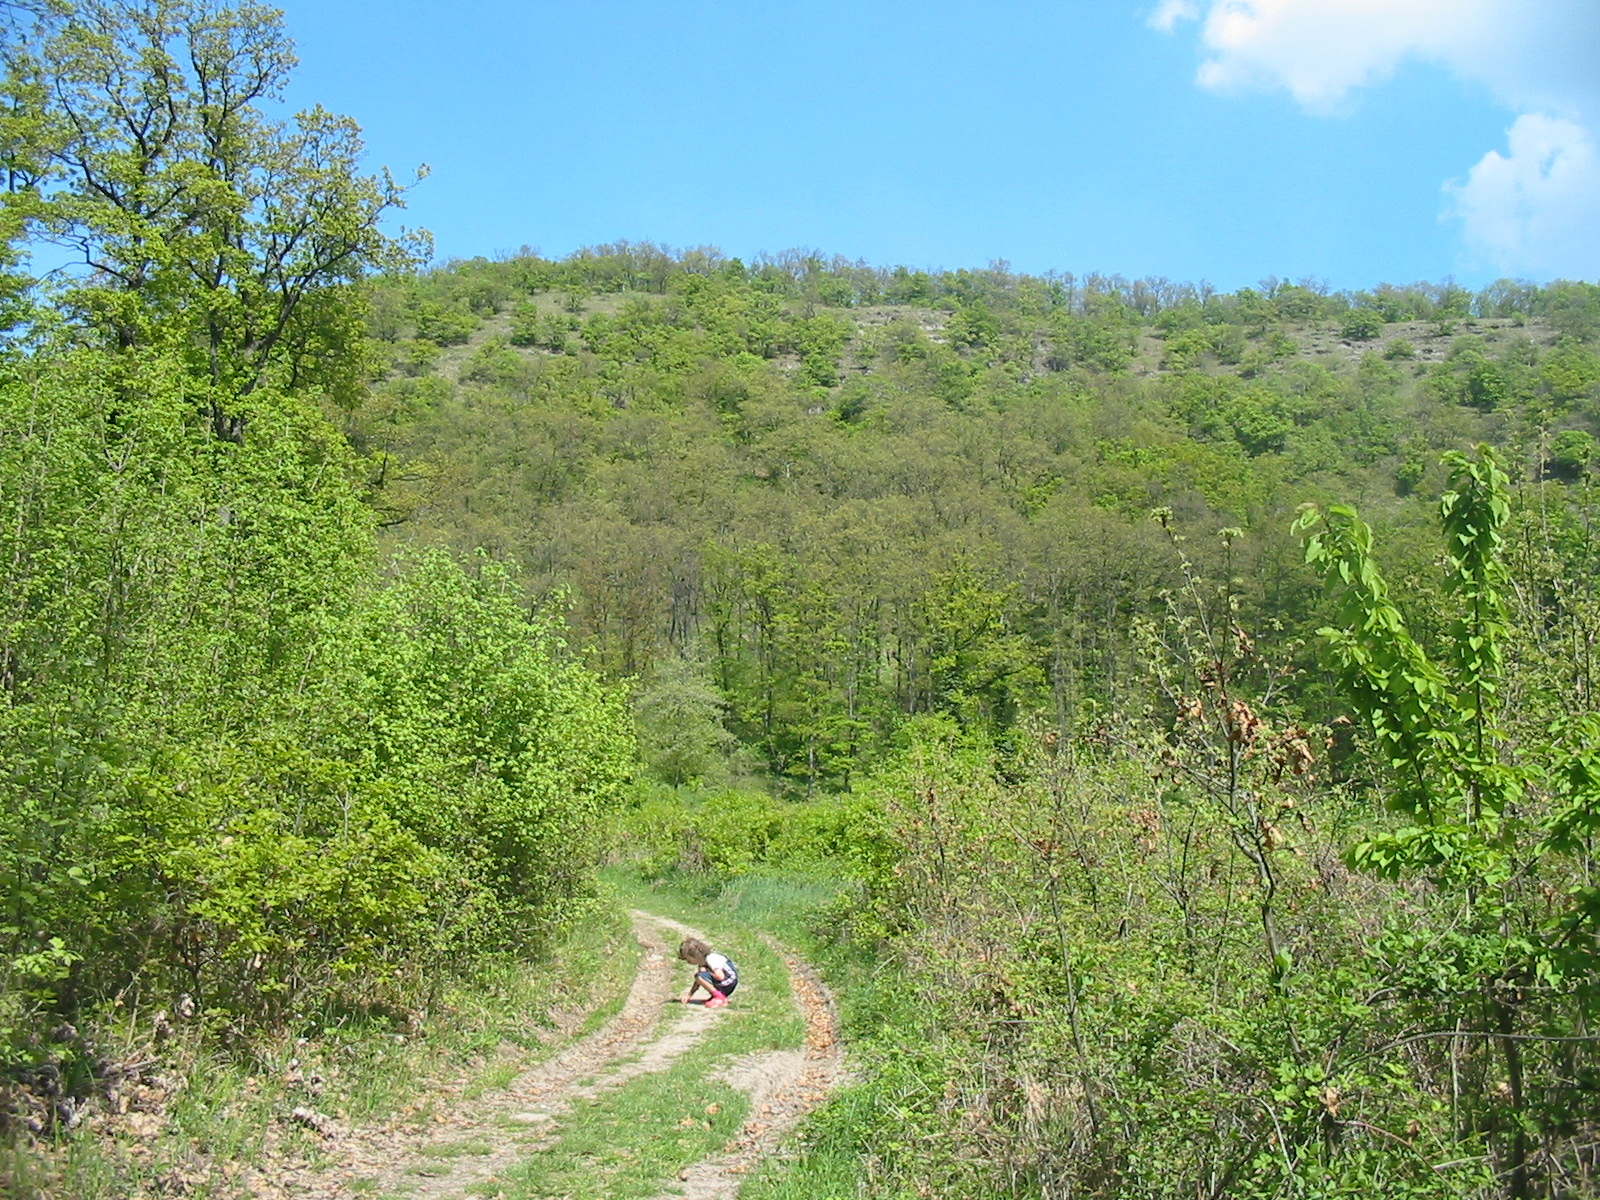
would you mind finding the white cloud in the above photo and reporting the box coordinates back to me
[1191,0,1486,114]
[1152,0,1600,278]
[1447,114,1600,279]
[1156,0,1598,116]
[1147,1,1199,34]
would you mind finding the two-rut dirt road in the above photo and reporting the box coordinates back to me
[245,910,845,1200]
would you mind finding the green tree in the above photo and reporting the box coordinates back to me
[1540,281,1600,342]
[20,0,426,426]
[1340,308,1383,340]
[1540,339,1600,407]
[634,655,738,787]
[1547,428,1597,479]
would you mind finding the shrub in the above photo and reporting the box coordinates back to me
[1341,309,1384,340]
[1548,428,1598,479]
[413,301,478,346]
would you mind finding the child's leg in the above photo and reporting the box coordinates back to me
[699,971,733,1007]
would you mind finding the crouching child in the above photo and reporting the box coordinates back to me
[677,938,738,1008]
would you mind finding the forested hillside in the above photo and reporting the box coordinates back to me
[347,247,1600,1197]
[6,2,1600,1198]
[353,247,1600,787]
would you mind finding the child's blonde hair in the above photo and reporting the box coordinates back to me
[677,937,711,965]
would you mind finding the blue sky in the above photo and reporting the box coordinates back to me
[274,1,1599,292]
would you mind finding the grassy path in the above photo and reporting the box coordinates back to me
[259,905,843,1199]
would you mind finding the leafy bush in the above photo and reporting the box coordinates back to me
[633,658,738,787]
[1160,328,1212,370]
[615,785,888,885]
[1548,428,1598,478]
[413,301,478,346]
[1542,339,1600,405]
[396,337,442,375]
[507,301,543,346]
[0,345,633,1074]
[1341,308,1384,340]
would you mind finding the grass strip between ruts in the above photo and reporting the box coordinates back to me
[616,868,893,1200]
[484,884,805,1199]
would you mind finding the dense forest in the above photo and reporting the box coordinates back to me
[355,244,1600,790]
[6,2,1600,1198]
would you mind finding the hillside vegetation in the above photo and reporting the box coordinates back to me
[355,249,1600,1196]
[0,0,633,1160]
[355,248,1600,786]
[6,2,1600,1197]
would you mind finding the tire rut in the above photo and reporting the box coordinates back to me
[653,935,847,1200]
[250,909,843,1199]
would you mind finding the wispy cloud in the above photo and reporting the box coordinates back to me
[1446,114,1600,279]
[1151,0,1600,278]
[1146,0,1199,35]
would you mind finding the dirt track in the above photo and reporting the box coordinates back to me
[247,910,844,1199]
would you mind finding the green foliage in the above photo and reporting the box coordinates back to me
[0,338,635,1066]
[617,784,887,885]
[357,244,1599,799]
[0,5,634,1083]
[1395,444,1428,494]
[1047,301,1140,373]
[1298,448,1516,848]
[4,22,1598,1174]
[352,551,635,942]
[1540,339,1600,406]
[1424,339,1516,411]
[693,457,1600,1197]
[1160,326,1212,370]
[340,242,1600,1195]
[8,0,426,416]
[1297,446,1600,1194]
[1341,308,1384,340]
[633,656,738,787]
[1539,281,1600,342]
[1547,428,1597,479]
[1211,321,1248,364]
[413,300,478,346]
[395,336,442,375]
